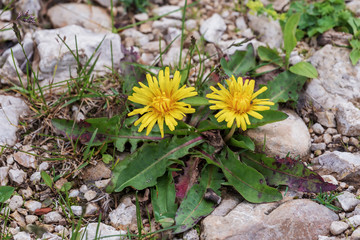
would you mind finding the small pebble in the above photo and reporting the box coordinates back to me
[9,195,23,211]
[84,190,97,201]
[80,185,88,193]
[330,221,348,235]
[323,133,332,144]
[325,128,338,135]
[349,137,360,147]
[342,136,350,144]
[311,143,326,151]
[352,227,360,240]
[312,123,325,134]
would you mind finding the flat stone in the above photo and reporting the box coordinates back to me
[47,3,112,33]
[152,18,182,31]
[0,96,29,146]
[8,169,26,185]
[315,111,336,128]
[33,25,122,88]
[311,143,326,151]
[185,19,197,30]
[142,40,167,53]
[0,166,9,186]
[13,151,37,169]
[312,123,325,135]
[152,5,182,19]
[95,179,111,188]
[305,45,360,110]
[330,221,348,235]
[30,172,41,182]
[25,215,38,224]
[321,175,338,186]
[81,161,111,181]
[347,215,360,227]
[336,191,360,212]
[71,206,83,216]
[211,194,241,217]
[312,151,360,183]
[9,195,23,211]
[10,211,26,227]
[77,223,127,240]
[109,196,136,228]
[134,13,149,21]
[246,109,311,159]
[85,203,99,216]
[121,28,150,46]
[336,101,360,136]
[200,13,226,43]
[84,190,97,201]
[43,211,63,224]
[13,231,31,240]
[247,13,283,48]
[202,199,338,240]
[24,200,42,213]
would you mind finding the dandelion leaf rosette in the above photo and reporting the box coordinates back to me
[107,135,203,193]
[219,147,282,203]
[241,151,337,192]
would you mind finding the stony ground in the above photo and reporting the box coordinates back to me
[1,0,360,239]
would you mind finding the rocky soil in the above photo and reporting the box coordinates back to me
[1,0,360,239]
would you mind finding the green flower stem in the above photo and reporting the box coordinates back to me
[224,123,236,142]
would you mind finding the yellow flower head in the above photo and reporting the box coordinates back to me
[206,76,274,131]
[128,67,197,137]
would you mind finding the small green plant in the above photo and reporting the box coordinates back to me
[313,191,342,211]
[120,0,149,13]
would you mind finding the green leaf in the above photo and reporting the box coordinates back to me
[151,172,178,228]
[182,96,210,106]
[0,186,15,203]
[41,171,53,189]
[261,70,308,108]
[229,135,255,151]
[257,46,283,66]
[289,61,318,78]
[350,49,360,66]
[220,43,256,77]
[241,152,337,193]
[219,148,282,203]
[174,165,224,233]
[247,110,288,129]
[107,135,204,192]
[102,154,113,164]
[284,13,301,65]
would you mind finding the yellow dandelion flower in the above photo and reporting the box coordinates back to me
[206,76,274,131]
[128,67,198,138]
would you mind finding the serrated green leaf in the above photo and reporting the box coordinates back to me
[229,135,255,151]
[107,135,204,192]
[174,165,223,233]
[41,171,53,189]
[241,152,337,193]
[261,70,308,108]
[289,61,318,78]
[219,148,282,203]
[257,46,283,66]
[284,13,301,64]
[151,172,178,228]
[0,186,15,203]
[221,43,256,77]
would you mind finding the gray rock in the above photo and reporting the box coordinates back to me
[200,13,226,43]
[121,28,150,46]
[25,215,38,224]
[109,196,136,228]
[70,206,83,216]
[305,45,360,110]
[19,187,33,199]
[8,169,26,185]
[13,151,37,169]
[153,5,182,19]
[185,19,197,30]
[41,233,62,240]
[24,200,42,213]
[95,179,111,189]
[330,221,348,235]
[201,199,338,240]
[347,215,360,227]
[336,191,360,211]
[15,0,41,17]
[350,137,360,147]
[0,21,16,41]
[10,211,26,227]
[134,13,149,21]
[69,189,80,198]
[0,166,9,186]
[9,195,23,211]
[321,175,338,186]
[347,1,360,17]
[43,211,63,224]
[142,40,166,53]
[165,27,182,46]
[315,111,336,128]
[13,231,31,240]
[0,96,29,146]
[246,109,311,159]
[94,0,112,7]
[323,133,332,144]
[30,172,41,182]
[152,18,182,31]
[33,25,122,88]
[336,101,360,136]
[312,123,325,135]
[77,223,127,240]
[311,143,326,151]
[247,13,283,48]
[353,227,360,240]
[38,162,49,171]
[162,46,187,67]
[84,190,97,201]
[312,151,360,182]
[0,9,11,21]
[85,203,99,216]
[211,194,241,216]
[47,3,112,33]
[183,229,199,240]
[325,128,338,135]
